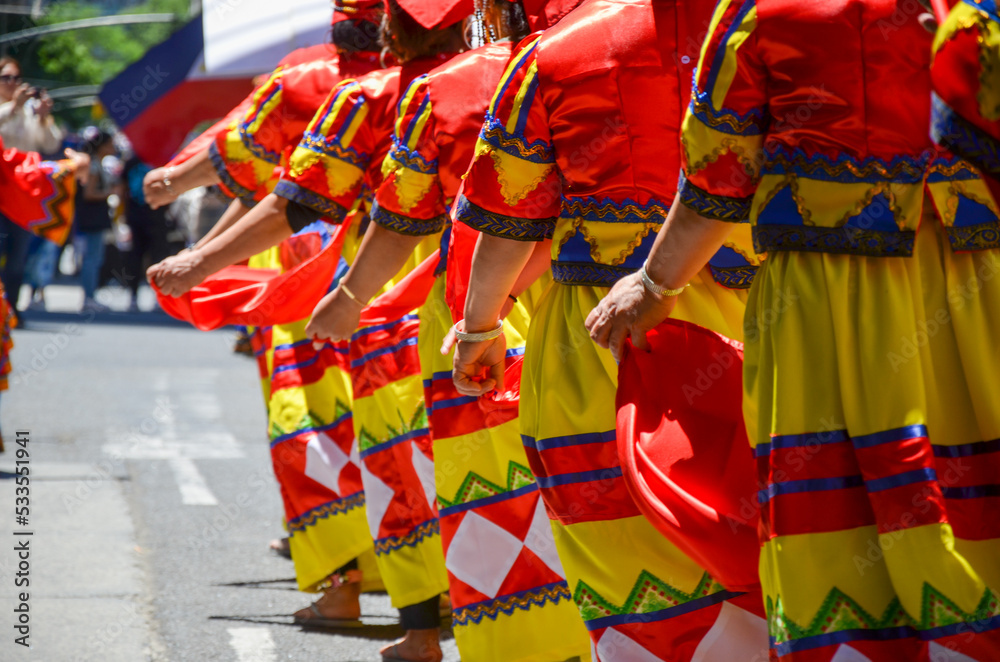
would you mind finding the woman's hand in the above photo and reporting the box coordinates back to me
[36,91,53,119]
[452,332,508,396]
[439,295,516,356]
[143,167,178,209]
[11,83,30,111]
[305,287,363,348]
[584,272,677,362]
[146,250,209,297]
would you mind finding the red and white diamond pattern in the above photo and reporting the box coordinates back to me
[304,432,358,497]
[446,496,564,599]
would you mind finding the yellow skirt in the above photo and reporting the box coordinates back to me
[249,243,375,593]
[350,234,450,609]
[744,221,1000,661]
[420,276,592,662]
[520,268,765,661]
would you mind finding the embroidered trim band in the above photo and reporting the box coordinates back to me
[932,93,1000,180]
[752,224,916,257]
[551,262,634,286]
[274,181,350,222]
[479,117,555,164]
[208,142,258,208]
[455,195,555,241]
[373,518,441,555]
[678,172,753,222]
[371,200,447,236]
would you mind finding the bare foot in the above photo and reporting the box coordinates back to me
[293,575,362,624]
[380,628,442,662]
[268,537,291,559]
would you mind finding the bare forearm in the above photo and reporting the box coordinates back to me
[195,198,250,249]
[171,149,221,194]
[464,234,536,332]
[342,224,424,303]
[644,203,736,289]
[510,239,551,297]
[198,193,293,275]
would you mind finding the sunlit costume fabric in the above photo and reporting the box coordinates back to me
[680,1,1000,659]
[371,44,591,662]
[274,57,458,609]
[932,0,1000,199]
[167,44,345,169]
[455,2,765,659]
[207,52,382,593]
[210,51,380,208]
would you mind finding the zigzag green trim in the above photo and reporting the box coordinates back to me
[574,571,727,622]
[768,585,1000,645]
[358,403,427,453]
[267,401,351,441]
[437,462,536,510]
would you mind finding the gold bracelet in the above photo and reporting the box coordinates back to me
[339,283,367,307]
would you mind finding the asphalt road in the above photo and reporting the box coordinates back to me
[0,307,462,662]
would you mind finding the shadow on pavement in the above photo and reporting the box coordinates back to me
[207,614,409,640]
[16,308,202,330]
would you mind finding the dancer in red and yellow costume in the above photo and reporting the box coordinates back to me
[589,1,1000,660]
[451,1,766,660]
[0,141,87,450]
[302,2,591,660]
[147,0,386,624]
[150,3,473,658]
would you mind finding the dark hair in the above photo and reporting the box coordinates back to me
[0,56,21,74]
[80,126,113,154]
[332,17,383,52]
[496,1,531,42]
[380,0,466,63]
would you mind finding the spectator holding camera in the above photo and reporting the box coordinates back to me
[0,56,63,153]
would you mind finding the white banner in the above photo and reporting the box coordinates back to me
[202,0,330,76]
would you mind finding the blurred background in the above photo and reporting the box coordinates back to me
[0,0,328,317]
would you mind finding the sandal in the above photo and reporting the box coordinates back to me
[294,601,363,630]
[293,568,363,630]
[380,642,442,662]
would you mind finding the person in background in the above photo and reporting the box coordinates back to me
[122,156,173,312]
[22,232,64,310]
[0,56,64,321]
[0,56,62,153]
[74,127,119,312]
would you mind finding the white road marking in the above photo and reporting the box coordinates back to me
[168,457,219,506]
[228,627,277,662]
[102,371,243,505]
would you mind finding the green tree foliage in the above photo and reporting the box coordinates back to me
[36,0,189,86]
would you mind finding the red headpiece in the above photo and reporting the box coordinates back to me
[520,0,584,30]
[333,0,382,25]
[390,0,474,29]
